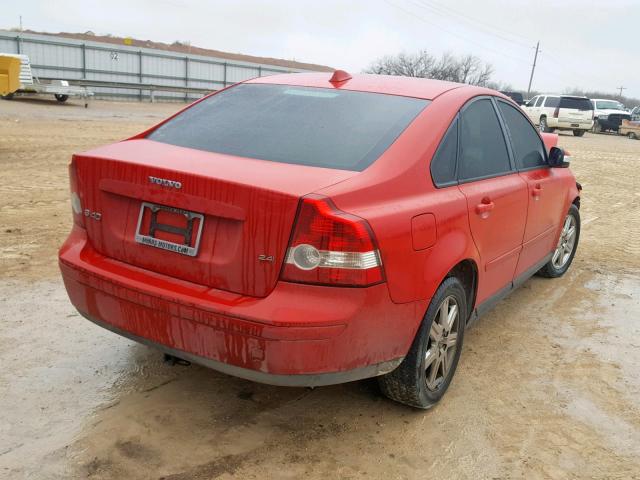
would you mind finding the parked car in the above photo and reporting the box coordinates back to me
[523,94,593,136]
[59,72,581,409]
[619,119,640,139]
[500,90,525,105]
[591,98,631,132]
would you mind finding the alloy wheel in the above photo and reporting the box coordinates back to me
[552,214,577,269]
[424,295,460,391]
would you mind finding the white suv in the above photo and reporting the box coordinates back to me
[591,99,631,132]
[523,94,593,136]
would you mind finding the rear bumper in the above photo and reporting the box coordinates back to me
[548,118,593,130]
[59,226,424,386]
[81,312,403,386]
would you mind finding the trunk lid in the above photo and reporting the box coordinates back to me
[73,139,356,297]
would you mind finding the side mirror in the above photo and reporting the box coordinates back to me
[548,147,570,168]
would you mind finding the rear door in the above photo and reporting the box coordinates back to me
[495,99,567,277]
[542,95,559,120]
[456,98,528,303]
[524,95,539,123]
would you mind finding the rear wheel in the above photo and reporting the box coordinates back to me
[539,117,554,133]
[537,204,580,278]
[378,276,467,409]
[628,132,637,140]
[573,129,586,137]
[54,94,69,103]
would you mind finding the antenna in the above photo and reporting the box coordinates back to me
[329,70,352,84]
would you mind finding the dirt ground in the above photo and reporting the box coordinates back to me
[1,97,639,480]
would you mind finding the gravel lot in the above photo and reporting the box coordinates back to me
[1,97,639,479]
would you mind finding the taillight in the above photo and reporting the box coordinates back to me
[69,160,84,227]
[281,195,384,287]
[553,107,559,118]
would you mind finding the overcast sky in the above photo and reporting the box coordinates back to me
[4,0,639,99]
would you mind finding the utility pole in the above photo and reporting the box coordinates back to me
[527,41,540,98]
[19,15,22,31]
[616,86,626,98]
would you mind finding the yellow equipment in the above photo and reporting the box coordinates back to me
[0,54,21,96]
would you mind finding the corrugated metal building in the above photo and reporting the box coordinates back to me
[0,30,331,101]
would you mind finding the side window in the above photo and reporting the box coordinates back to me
[527,96,538,107]
[497,101,547,169]
[535,96,545,107]
[430,118,458,186]
[544,96,560,108]
[459,99,512,181]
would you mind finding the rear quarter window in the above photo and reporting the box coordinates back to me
[544,97,560,108]
[430,117,458,186]
[147,84,429,171]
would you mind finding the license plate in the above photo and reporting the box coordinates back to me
[571,123,580,127]
[134,202,204,256]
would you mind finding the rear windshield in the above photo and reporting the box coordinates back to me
[148,84,429,171]
[559,97,593,111]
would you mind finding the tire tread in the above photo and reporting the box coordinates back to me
[379,276,467,409]
[537,204,580,278]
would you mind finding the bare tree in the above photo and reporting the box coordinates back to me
[365,50,494,87]
[366,50,436,78]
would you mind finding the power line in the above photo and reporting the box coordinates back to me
[384,0,530,65]
[411,0,533,49]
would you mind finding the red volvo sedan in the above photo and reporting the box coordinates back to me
[59,71,581,408]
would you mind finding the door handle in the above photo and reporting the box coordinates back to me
[475,198,495,216]
[532,184,542,198]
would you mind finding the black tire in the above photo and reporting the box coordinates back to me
[378,276,467,409]
[537,204,580,278]
[592,119,602,133]
[55,94,69,103]
[1,93,14,100]
[539,117,554,133]
[573,129,586,137]
[628,132,637,140]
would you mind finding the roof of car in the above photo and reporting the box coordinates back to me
[247,72,466,100]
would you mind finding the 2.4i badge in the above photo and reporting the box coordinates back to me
[84,209,101,221]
